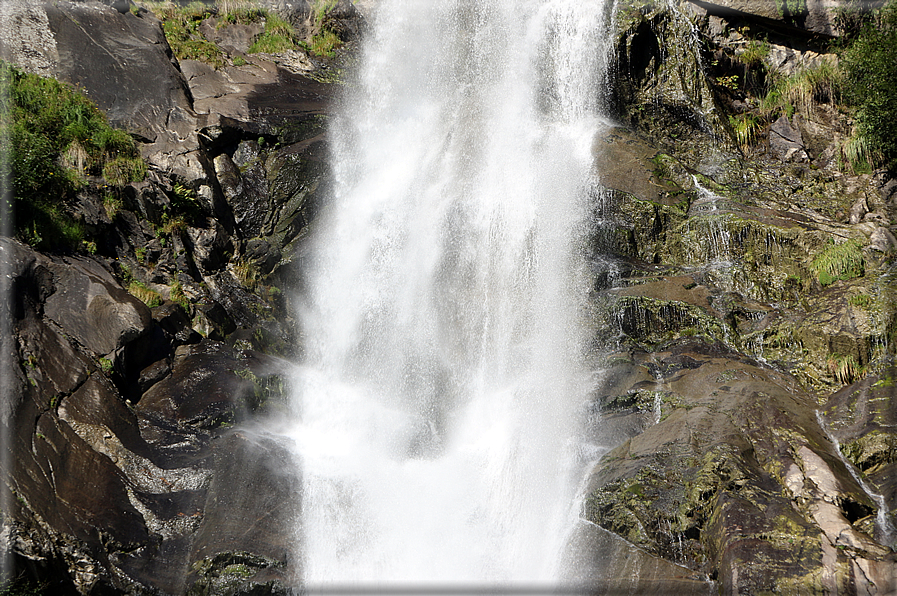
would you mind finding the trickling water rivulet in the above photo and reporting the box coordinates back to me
[285,0,617,589]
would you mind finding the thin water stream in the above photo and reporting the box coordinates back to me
[282,0,618,590]
[815,410,897,549]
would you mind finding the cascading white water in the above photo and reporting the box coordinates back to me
[285,0,616,589]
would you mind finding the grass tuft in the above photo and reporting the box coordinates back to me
[248,12,299,54]
[810,238,865,286]
[1,60,146,250]
[128,280,164,308]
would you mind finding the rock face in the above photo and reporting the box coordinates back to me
[684,0,882,36]
[3,237,297,595]
[575,1,897,593]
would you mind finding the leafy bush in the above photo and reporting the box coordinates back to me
[841,0,897,170]
[0,61,145,250]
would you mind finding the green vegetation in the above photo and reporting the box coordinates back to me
[145,0,341,60]
[0,574,46,596]
[0,61,145,250]
[827,353,863,385]
[848,293,873,308]
[720,0,897,170]
[310,0,342,57]
[99,357,114,374]
[128,280,164,308]
[729,113,761,150]
[759,61,841,121]
[248,11,299,54]
[840,0,897,170]
[170,279,190,311]
[810,238,865,286]
[154,2,225,68]
[740,39,769,68]
[215,0,265,25]
[103,193,122,220]
[776,0,808,18]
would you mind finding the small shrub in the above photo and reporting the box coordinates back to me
[311,28,341,57]
[103,193,122,220]
[840,129,879,174]
[103,155,147,186]
[740,39,769,68]
[715,74,739,91]
[216,0,266,25]
[827,353,863,385]
[99,357,114,374]
[154,2,226,68]
[170,279,190,311]
[232,259,259,290]
[810,238,865,286]
[166,182,202,226]
[760,61,841,120]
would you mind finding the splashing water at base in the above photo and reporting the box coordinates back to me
[284,0,618,589]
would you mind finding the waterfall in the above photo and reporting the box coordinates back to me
[284,0,616,589]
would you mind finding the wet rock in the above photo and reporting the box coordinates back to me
[245,238,282,274]
[563,521,714,595]
[186,430,300,595]
[203,270,271,329]
[585,340,897,594]
[43,255,152,358]
[822,363,897,532]
[214,152,269,239]
[136,340,261,430]
[152,301,201,347]
[137,358,171,395]
[611,2,732,167]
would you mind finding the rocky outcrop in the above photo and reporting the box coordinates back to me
[684,0,882,37]
[578,1,897,592]
[0,0,354,592]
[3,237,297,594]
[582,342,895,594]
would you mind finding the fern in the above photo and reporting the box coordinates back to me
[810,238,865,286]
